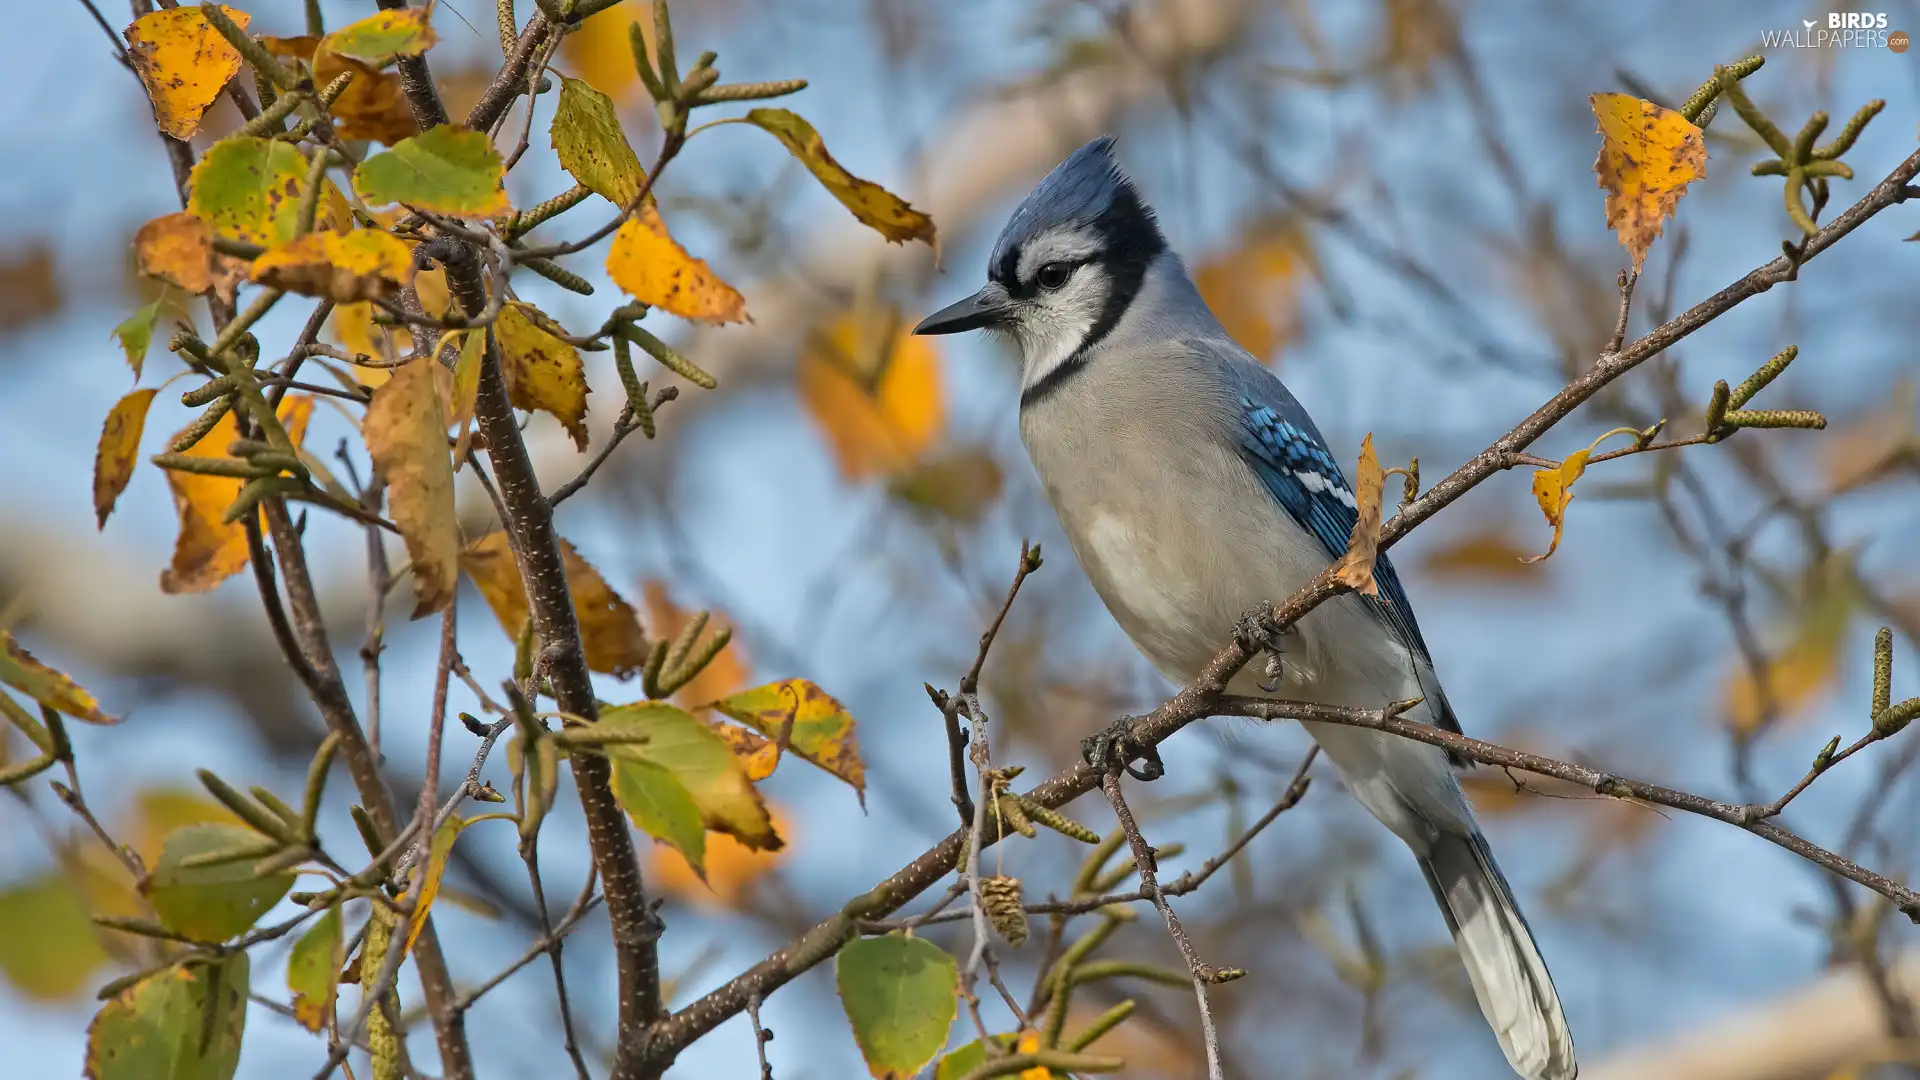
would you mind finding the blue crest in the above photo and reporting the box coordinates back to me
[989,136,1156,284]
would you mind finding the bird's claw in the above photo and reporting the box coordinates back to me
[1234,604,1295,692]
[1082,716,1164,782]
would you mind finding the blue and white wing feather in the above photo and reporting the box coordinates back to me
[1228,369,1462,737]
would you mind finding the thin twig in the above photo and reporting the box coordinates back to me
[1100,769,1231,1080]
[1216,695,1920,916]
[746,993,774,1080]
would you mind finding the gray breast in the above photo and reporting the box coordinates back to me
[1018,348,1340,683]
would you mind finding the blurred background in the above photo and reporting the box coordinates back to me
[3,0,1920,1077]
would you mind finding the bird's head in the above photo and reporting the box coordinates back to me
[913,136,1167,398]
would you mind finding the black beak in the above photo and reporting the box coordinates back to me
[912,286,1012,336]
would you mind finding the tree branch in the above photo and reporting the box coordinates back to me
[1214,696,1920,917]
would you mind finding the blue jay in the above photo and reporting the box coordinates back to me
[914,137,1576,1080]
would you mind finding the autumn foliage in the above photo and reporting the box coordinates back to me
[5,4,1920,1080]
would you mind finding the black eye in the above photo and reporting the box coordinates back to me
[1035,262,1072,290]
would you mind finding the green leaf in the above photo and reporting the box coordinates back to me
[0,873,110,1001]
[598,702,781,850]
[930,1037,1019,1080]
[709,679,865,804]
[113,297,166,380]
[142,824,294,942]
[286,905,342,1032]
[188,137,310,245]
[354,125,510,217]
[85,953,248,1080]
[550,76,645,209]
[836,934,959,1080]
[931,1041,987,1080]
[609,757,707,874]
[322,7,437,65]
[0,630,118,724]
[742,109,935,245]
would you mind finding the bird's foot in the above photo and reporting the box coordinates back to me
[1233,603,1297,692]
[1081,715,1163,782]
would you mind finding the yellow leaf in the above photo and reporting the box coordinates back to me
[1419,527,1549,583]
[1591,92,1706,272]
[124,6,249,140]
[461,532,651,677]
[1525,427,1640,563]
[641,581,748,707]
[414,261,453,316]
[1725,555,1858,734]
[322,7,437,66]
[449,330,484,457]
[606,204,748,324]
[495,305,591,450]
[251,228,413,304]
[1823,379,1915,494]
[127,789,241,865]
[708,678,865,804]
[1013,1030,1050,1080]
[1192,221,1311,362]
[94,389,158,529]
[331,302,410,381]
[364,358,458,619]
[560,0,647,102]
[262,36,420,146]
[1334,433,1384,596]
[743,109,936,246]
[400,813,464,958]
[798,308,944,480]
[646,805,791,907]
[161,396,314,594]
[1525,449,1590,564]
[704,720,779,781]
[133,212,217,295]
[0,631,117,725]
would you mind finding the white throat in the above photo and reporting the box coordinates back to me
[1014,269,1110,393]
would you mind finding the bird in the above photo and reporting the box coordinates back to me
[913,136,1577,1080]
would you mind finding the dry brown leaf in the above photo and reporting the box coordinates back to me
[798,308,944,480]
[161,396,313,594]
[1822,380,1916,494]
[1591,92,1706,271]
[133,212,217,295]
[495,305,590,450]
[365,359,457,618]
[124,6,248,140]
[94,389,158,529]
[606,205,748,324]
[1192,221,1311,362]
[1334,434,1384,596]
[461,533,650,677]
[1420,527,1549,583]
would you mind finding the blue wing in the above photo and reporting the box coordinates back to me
[1235,393,1463,737]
